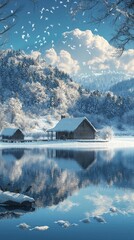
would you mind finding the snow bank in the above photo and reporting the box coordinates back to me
[0,137,134,150]
[0,190,34,207]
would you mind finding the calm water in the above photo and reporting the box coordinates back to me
[0,147,134,240]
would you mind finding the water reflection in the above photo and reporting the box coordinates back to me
[2,149,25,161]
[0,148,134,219]
[0,206,35,220]
[48,149,96,169]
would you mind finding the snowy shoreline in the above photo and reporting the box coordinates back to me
[0,190,35,207]
[0,137,134,150]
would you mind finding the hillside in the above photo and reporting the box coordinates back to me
[110,79,134,97]
[74,72,132,92]
[0,50,80,132]
[0,50,133,134]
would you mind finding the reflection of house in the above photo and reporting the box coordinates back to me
[47,117,96,140]
[2,149,25,161]
[47,149,96,170]
[1,128,24,142]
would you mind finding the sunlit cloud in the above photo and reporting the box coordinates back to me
[45,48,80,75]
[30,51,41,60]
[45,29,133,76]
[62,29,134,75]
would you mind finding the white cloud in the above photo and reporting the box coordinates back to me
[45,48,58,65]
[44,29,133,76]
[61,28,134,75]
[30,51,41,60]
[45,48,80,75]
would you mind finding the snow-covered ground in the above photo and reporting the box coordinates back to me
[0,137,134,150]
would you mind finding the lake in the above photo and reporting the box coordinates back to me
[0,146,134,240]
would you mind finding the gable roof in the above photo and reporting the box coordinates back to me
[1,128,22,137]
[48,117,96,132]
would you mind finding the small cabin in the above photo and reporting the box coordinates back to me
[47,117,96,140]
[1,128,24,142]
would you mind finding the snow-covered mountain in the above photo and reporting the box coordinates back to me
[0,49,80,112]
[110,78,134,97]
[0,50,80,132]
[74,72,133,91]
[0,50,133,133]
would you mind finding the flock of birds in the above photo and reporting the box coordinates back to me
[9,0,99,53]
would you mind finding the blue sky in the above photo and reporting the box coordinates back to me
[4,0,112,52]
[2,0,134,77]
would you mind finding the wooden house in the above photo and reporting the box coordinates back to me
[1,128,24,142]
[47,117,96,140]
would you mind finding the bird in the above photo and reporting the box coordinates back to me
[94,28,98,32]
[22,35,25,39]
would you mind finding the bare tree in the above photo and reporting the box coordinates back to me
[70,0,134,53]
[0,0,21,46]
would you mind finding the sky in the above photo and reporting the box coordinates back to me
[2,0,134,77]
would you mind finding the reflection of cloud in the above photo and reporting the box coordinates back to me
[17,223,30,230]
[85,194,112,217]
[50,199,79,212]
[10,161,22,181]
[115,193,134,214]
[93,216,106,223]
[55,220,78,228]
[30,226,49,231]
[85,191,134,217]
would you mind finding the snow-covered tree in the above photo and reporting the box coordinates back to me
[99,127,114,140]
[71,0,134,53]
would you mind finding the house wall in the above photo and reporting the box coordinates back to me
[2,130,24,141]
[56,120,95,140]
[56,132,74,140]
[74,119,95,139]
[13,130,24,140]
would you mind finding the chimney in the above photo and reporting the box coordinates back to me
[61,115,66,119]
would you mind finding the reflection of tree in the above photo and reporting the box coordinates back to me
[99,149,115,162]
[0,206,35,220]
[0,0,20,47]
[0,148,134,211]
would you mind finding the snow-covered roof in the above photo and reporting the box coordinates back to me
[1,128,21,137]
[48,117,96,132]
